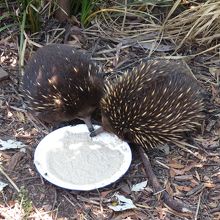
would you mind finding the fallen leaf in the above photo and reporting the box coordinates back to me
[209,202,218,208]
[101,190,112,198]
[168,163,185,169]
[168,159,185,169]
[175,185,192,192]
[16,112,25,123]
[204,182,215,188]
[170,168,177,178]
[0,139,26,150]
[0,181,8,191]
[213,212,220,219]
[131,180,148,192]
[170,162,204,177]
[108,194,136,211]
[6,152,25,171]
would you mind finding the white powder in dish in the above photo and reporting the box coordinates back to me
[46,131,124,185]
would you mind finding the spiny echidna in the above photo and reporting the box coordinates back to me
[93,60,204,148]
[21,44,103,132]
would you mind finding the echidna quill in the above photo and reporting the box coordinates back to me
[92,59,204,148]
[21,44,103,132]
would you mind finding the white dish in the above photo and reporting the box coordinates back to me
[34,124,132,190]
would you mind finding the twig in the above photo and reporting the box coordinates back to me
[52,188,57,210]
[194,191,203,220]
[186,183,205,197]
[137,146,193,213]
[0,166,20,192]
[25,112,49,135]
[63,195,76,208]
[77,195,100,205]
[121,0,127,32]
[9,106,27,113]
[155,160,170,169]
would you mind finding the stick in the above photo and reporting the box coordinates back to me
[0,166,20,192]
[138,146,193,213]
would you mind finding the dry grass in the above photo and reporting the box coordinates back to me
[84,0,220,58]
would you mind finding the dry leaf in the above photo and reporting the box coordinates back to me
[168,159,185,169]
[175,185,192,192]
[6,152,25,171]
[0,181,8,191]
[0,139,26,150]
[101,190,112,198]
[108,194,136,211]
[204,182,215,188]
[131,180,148,192]
[16,112,25,123]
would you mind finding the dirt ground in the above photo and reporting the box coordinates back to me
[1,6,220,220]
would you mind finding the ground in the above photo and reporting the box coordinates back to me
[1,1,220,219]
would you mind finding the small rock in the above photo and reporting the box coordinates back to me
[0,67,9,81]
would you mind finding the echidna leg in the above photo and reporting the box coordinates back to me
[82,116,94,132]
[138,146,192,213]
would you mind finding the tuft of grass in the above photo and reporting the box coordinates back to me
[70,0,102,27]
[0,23,14,33]
[0,6,17,34]
[17,186,33,219]
[81,0,95,27]
[83,0,220,56]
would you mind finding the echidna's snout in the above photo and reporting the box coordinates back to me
[90,114,111,137]
[90,127,104,137]
[80,116,94,132]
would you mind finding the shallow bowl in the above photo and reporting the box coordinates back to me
[34,124,132,190]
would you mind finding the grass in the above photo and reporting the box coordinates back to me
[17,187,33,219]
[81,0,95,26]
[0,8,17,34]
[83,0,220,57]
[70,0,102,27]
[1,0,102,67]
[17,0,43,33]
[0,20,15,33]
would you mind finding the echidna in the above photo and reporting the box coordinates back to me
[21,44,103,132]
[93,60,204,148]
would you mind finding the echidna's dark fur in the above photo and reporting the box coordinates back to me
[101,60,204,148]
[21,44,103,124]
